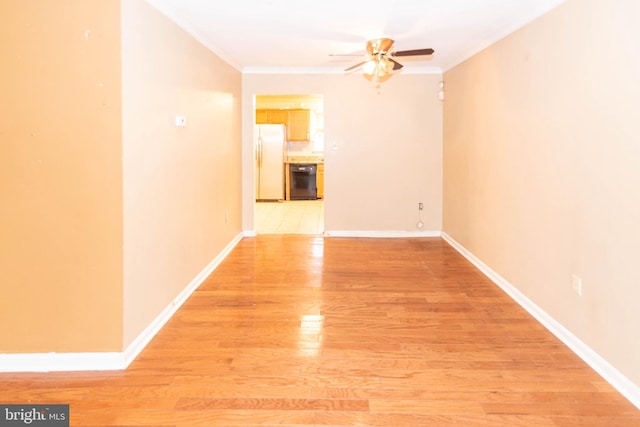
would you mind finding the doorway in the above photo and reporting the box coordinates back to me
[253,94,325,235]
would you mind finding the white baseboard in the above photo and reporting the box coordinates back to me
[122,231,244,367]
[325,230,442,238]
[0,232,244,373]
[441,232,640,410]
[0,352,125,373]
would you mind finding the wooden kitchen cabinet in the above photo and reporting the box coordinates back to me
[287,109,311,141]
[255,109,268,124]
[256,108,311,141]
[317,163,324,199]
[256,109,288,125]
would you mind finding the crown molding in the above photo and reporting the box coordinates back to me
[242,66,442,75]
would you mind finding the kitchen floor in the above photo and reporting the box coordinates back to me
[255,200,324,234]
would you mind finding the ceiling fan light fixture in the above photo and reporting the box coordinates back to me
[342,38,434,83]
[380,58,394,75]
[362,59,377,75]
[363,56,392,77]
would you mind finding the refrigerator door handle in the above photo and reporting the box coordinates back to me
[256,137,262,168]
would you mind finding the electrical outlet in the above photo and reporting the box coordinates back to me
[175,116,187,127]
[418,202,424,211]
[571,274,582,296]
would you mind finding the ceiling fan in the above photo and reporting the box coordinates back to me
[341,38,434,80]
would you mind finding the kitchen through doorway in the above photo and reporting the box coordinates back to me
[254,94,325,235]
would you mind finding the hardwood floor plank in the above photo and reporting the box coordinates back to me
[108,409,316,426]
[313,411,558,426]
[483,401,640,417]
[175,397,368,411]
[551,416,640,427]
[0,236,638,425]
[369,398,485,415]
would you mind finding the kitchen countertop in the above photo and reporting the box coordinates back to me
[287,155,324,164]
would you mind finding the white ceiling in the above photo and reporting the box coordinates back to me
[145,0,566,74]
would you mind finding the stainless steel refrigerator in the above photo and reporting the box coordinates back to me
[255,124,286,201]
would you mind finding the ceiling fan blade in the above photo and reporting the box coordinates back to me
[344,61,368,72]
[392,48,434,57]
[389,58,403,71]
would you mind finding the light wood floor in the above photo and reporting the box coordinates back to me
[255,200,323,234]
[1,236,639,426]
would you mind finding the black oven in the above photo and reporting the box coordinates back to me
[289,163,317,200]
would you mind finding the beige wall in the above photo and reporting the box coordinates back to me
[0,0,242,355]
[121,1,243,347]
[0,1,123,352]
[243,74,443,234]
[443,0,640,385]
